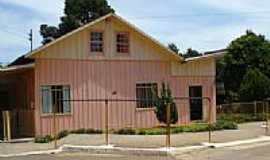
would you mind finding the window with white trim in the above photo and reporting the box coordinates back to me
[41,85,71,114]
[116,32,129,53]
[136,83,158,108]
[90,32,103,52]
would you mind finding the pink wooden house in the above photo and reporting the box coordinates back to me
[0,13,224,138]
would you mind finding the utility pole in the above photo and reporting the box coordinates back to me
[28,29,33,52]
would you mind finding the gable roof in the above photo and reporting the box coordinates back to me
[26,13,183,61]
[185,49,226,62]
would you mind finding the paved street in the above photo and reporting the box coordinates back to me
[0,152,173,160]
[1,142,270,160]
[175,142,270,160]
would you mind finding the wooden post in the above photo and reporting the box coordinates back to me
[105,100,109,146]
[2,111,11,142]
[6,111,11,141]
[166,103,171,148]
[2,111,7,141]
[53,104,57,149]
[208,99,212,143]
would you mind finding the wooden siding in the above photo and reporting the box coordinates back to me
[171,58,216,76]
[35,17,172,61]
[35,59,215,136]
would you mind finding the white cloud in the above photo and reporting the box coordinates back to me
[1,0,270,62]
[198,0,270,12]
[1,0,64,19]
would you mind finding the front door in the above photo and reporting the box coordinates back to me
[189,86,203,121]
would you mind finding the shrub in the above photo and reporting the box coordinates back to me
[56,130,69,140]
[35,135,53,143]
[144,129,166,135]
[85,128,103,134]
[70,128,86,134]
[215,120,238,130]
[114,128,136,135]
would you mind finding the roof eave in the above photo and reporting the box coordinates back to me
[185,51,226,62]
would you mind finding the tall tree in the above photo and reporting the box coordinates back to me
[239,68,270,101]
[168,43,180,55]
[184,48,202,58]
[40,0,114,44]
[219,30,270,102]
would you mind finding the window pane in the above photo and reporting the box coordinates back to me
[41,86,52,113]
[116,32,129,53]
[63,86,71,113]
[41,85,71,114]
[90,32,103,52]
[136,83,158,108]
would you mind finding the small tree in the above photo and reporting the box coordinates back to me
[154,82,178,124]
[239,68,270,101]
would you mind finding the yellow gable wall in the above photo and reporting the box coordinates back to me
[36,17,171,61]
[171,58,216,76]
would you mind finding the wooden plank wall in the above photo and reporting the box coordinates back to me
[34,59,215,136]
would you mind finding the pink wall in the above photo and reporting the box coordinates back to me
[35,59,215,136]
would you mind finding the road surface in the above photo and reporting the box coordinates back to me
[0,152,173,160]
[175,142,270,160]
[1,142,270,160]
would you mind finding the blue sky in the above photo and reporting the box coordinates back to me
[0,0,270,63]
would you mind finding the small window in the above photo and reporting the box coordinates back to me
[116,32,129,53]
[90,32,103,52]
[136,83,158,108]
[41,85,71,114]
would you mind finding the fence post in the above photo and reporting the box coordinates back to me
[208,99,212,143]
[105,100,109,146]
[53,104,57,149]
[2,111,11,142]
[2,111,6,141]
[166,102,171,148]
[6,111,11,141]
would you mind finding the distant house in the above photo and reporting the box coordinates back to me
[0,13,223,137]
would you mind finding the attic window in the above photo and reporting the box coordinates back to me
[90,32,103,52]
[116,32,129,53]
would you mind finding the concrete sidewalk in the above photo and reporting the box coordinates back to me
[0,122,266,155]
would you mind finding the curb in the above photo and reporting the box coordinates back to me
[0,148,62,158]
[201,136,270,148]
[61,145,170,156]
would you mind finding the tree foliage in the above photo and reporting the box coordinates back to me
[239,68,270,101]
[183,48,202,58]
[218,30,270,102]
[40,0,114,44]
[154,82,178,124]
[168,43,180,55]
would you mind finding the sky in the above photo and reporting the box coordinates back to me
[0,0,270,63]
